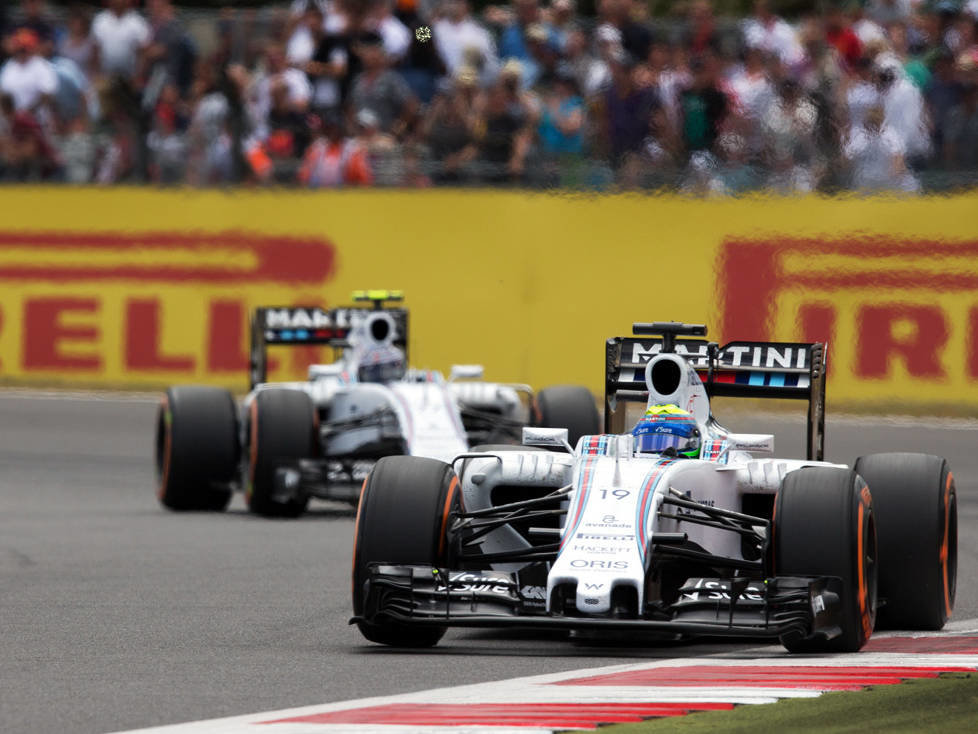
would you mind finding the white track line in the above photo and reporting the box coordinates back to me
[109,621,978,734]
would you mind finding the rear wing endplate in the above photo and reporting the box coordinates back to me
[604,326,827,461]
[249,305,409,389]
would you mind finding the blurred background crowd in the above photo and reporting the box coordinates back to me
[1,0,977,192]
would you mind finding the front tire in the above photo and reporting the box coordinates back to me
[156,386,237,512]
[774,467,877,653]
[246,389,317,518]
[854,453,956,630]
[533,385,601,447]
[352,456,461,647]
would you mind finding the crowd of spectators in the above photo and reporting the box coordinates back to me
[1,0,977,192]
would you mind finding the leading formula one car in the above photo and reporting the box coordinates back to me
[352,322,957,652]
[156,291,600,517]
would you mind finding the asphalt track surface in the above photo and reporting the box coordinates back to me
[1,392,976,734]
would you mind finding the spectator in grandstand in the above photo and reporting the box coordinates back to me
[348,30,417,138]
[875,57,930,162]
[143,0,197,101]
[742,0,806,68]
[866,0,913,27]
[579,23,621,97]
[365,0,412,64]
[433,0,498,80]
[253,42,312,133]
[57,6,99,81]
[925,47,964,156]
[843,103,919,191]
[303,4,349,116]
[762,78,820,193]
[537,69,584,156]
[0,29,57,119]
[547,0,576,53]
[684,0,721,56]
[399,142,432,187]
[0,90,60,180]
[943,81,978,168]
[286,1,323,68]
[91,0,150,82]
[523,22,562,90]
[847,0,888,48]
[146,86,187,184]
[598,48,658,170]
[54,115,96,183]
[297,110,372,186]
[479,63,533,182]
[604,0,653,63]
[677,53,728,157]
[496,0,553,85]
[726,42,777,161]
[5,1,56,59]
[423,66,481,183]
[186,61,234,185]
[885,20,931,89]
[824,1,864,70]
[845,54,881,131]
[354,107,403,185]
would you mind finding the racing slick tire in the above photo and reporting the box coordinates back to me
[156,386,237,512]
[352,456,461,647]
[774,467,877,653]
[533,386,601,447]
[853,453,956,631]
[246,389,317,518]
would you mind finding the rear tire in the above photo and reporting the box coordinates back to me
[854,453,956,630]
[246,389,317,518]
[352,456,461,647]
[156,387,237,512]
[774,466,877,653]
[533,386,600,447]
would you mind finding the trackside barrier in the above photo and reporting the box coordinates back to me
[0,187,977,411]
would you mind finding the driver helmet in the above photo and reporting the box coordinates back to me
[357,345,406,383]
[631,404,701,458]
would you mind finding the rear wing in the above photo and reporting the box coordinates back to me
[604,323,827,461]
[248,304,409,389]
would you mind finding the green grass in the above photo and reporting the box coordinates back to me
[589,673,978,734]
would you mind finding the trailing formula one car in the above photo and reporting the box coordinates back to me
[156,291,600,517]
[352,322,957,652]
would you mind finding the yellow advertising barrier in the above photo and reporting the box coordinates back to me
[1,187,977,411]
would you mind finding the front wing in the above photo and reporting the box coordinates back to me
[353,565,846,641]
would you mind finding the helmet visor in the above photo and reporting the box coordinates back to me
[636,430,701,456]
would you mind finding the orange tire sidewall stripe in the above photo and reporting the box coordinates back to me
[437,476,459,561]
[857,489,872,641]
[943,471,954,619]
[351,477,369,603]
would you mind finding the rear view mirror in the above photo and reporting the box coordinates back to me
[450,364,485,381]
[522,427,573,453]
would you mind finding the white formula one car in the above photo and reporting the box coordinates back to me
[155,291,599,517]
[352,322,957,652]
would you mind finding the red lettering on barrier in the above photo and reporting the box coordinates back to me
[719,238,978,343]
[969,307,978,379]
[125,299,195,371]
[207,300,251,372]
[717,241,779,341]
[23,298,101,369]
[0,231,336,284]
[856,305,948,378]
[799,303,836,345]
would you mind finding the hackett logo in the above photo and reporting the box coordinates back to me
[718,237,978,381]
